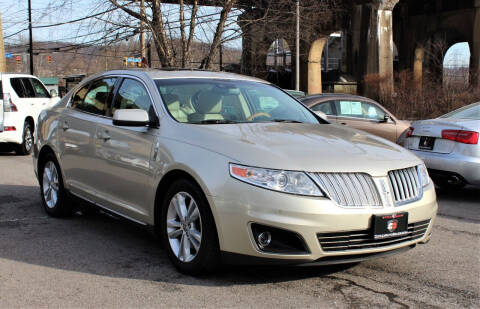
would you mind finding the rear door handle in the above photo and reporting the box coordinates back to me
[341,122,347,125]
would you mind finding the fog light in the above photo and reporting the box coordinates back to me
[257,231,271,249]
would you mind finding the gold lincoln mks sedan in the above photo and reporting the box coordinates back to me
[33,70,437,274]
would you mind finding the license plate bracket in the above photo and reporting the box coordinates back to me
[418,136,435,150]
[373,213,408,240]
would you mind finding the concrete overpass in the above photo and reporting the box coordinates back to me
[239,0,480,96]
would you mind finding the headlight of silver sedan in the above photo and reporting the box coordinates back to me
[229,163,323,196]
[418,163,431,187]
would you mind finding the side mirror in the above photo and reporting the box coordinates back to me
[113,109,150,127]
[49,89,58,98]
[314,111,328,119]
[381,114,391,122]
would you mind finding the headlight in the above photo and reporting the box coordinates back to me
[418,163,431,187]
[229,163,323,196]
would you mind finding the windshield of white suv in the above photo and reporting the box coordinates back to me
[440,102,480,120]
[154,79,319,124]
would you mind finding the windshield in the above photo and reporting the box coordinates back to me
[440,102,480,120]
[154,79,319,124]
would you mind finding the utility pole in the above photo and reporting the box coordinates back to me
[140,0,146,60]
[295,0,300,91]
[219,43,223,70]
[28,0,33,75]
[0,11,7,72]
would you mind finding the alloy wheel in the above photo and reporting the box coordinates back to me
[166,192,202,263]
[24,127,33,151]
[42,161,59,209]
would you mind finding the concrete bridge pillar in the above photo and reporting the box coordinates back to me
[413,46,424,89]
[364,0,399,98]
[471,0,480,88]
[308,38,327,94]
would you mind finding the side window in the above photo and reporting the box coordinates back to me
[74,78,116,116]
[362,102,386,121]
[30,78,50,98]
[21,78,36,98]
[311,101,334,115]
[71,84,90,109]
[335,100,364,118]
[113,79,151,114]
[10,78,26,98]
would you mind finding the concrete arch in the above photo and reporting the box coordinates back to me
[308,37,327,94]
[443,42,471,87]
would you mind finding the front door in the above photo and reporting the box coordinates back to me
[93,77,157,223]
[335,100,397,141]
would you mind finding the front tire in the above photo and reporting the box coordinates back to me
[160,179,220,275]
[39,154,73,217]
[15,122,33,155]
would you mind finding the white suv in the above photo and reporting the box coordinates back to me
[0,73,59,154]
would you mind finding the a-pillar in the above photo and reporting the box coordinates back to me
[307,38,327,94]
[364,0,399,98]
[471,0,480,88]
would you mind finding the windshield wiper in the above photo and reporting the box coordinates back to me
[270,119,304,123]
[193,119,239,124]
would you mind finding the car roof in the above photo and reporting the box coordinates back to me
[87,69,268,84]
[300,93,378,104]
[0,73,37,79]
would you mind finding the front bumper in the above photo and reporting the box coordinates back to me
[410,149,480,185]
[211,181,437,265]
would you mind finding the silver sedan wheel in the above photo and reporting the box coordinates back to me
[166,192,202,263]
[42,161,59,209]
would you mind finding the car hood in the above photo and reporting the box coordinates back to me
[169,122,421,176]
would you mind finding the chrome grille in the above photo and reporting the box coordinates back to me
[388,167,421,205]
[311,173,382,207]
[318,219,430,252]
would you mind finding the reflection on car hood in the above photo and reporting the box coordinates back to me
[168,123,421,176]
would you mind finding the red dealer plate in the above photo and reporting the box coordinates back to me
[373,213,408,240]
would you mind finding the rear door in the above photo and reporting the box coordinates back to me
[58,80,110,201]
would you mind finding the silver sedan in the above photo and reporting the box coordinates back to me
[404,102,480,189]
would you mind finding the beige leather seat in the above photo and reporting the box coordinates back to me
[163,94,188,122]
[188,91,225,122]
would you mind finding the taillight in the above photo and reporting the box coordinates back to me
[4,126,16,131]
[3,93,17,112]
[406,127,414,138]
[442,130,479,144]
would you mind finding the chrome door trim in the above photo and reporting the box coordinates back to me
[69,191,148,226]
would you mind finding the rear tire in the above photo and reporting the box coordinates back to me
[39,153,73,217]
[14,122,33,155]
[160,179,220,275]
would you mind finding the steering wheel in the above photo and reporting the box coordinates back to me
[248,112,271,121]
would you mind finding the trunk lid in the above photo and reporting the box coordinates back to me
[405,119,468,154]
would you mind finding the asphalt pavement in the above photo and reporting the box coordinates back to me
[0,153,478,308]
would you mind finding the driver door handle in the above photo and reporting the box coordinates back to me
[62,121,69,131]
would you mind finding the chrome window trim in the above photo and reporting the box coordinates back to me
[66,74,161,122]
